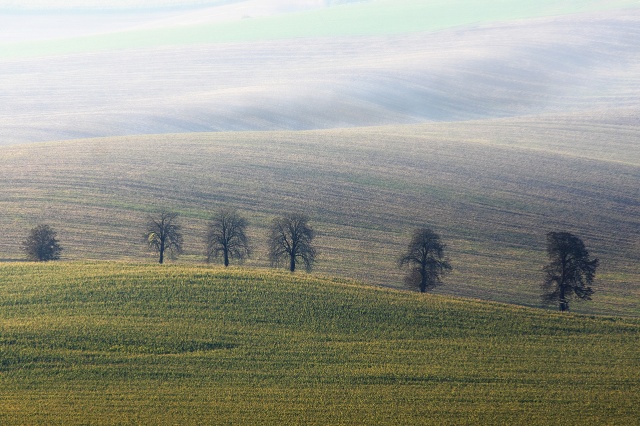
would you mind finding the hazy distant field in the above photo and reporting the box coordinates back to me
[1,116,638,315]
[1,263,638,424]
[1,0,639,144]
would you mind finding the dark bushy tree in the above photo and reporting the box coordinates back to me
[205,208,251,266]
[268,213,316,272]
[542,231,598,312]
[144,211,183,264]
[398,227,451,292]
[22,224,63,261]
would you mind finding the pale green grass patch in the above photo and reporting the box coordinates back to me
[2,0,639,57]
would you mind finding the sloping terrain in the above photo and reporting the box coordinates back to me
[1,0,639,144]
[0,1,637,314]
[0,116,637,315]
[1,263,638,424]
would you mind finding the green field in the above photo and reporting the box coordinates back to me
[1,117,638,316]
[0,262,638,424]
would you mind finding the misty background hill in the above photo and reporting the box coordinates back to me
[1,0,639,144]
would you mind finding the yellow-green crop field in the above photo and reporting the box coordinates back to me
[0,262,638,424]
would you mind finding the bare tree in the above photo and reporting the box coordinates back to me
[268,213,316,272]
[542,231,598,312]
[144,211,183,264]
[398,227,451,292]
[22,224,63,261]
[205,208,251,266]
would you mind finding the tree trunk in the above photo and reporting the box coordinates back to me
[290,253,296,272]
[559,282,569,311]
[420,264,427,293]
[159,238,165,264]
[559,260,567,311]
[224,248,229,267]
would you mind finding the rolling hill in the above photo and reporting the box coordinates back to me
[0,1,637,312]
[1,2,639,422]
[1,263,638,424]
[1,115,638,316]
[1,0,639,144]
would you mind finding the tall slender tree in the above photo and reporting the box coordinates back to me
[542,231,598,311]
[144,211,183,264]
[268,213,316,272]
[22,224,63,261]
[398,227,451,292]
[205,208,251,266]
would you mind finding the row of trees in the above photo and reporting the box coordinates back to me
[398,228,599,312]
[21,210,598,312]
[144,209,316,272]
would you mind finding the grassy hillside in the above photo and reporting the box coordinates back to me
[0,262,638,424]
[0,119,638,316]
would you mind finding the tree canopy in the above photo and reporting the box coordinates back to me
[205,208,251,266]
[542,231,598,311]
[398,227,451,292]
[268,213,316,272]
[144,211,183,264]
[22,224,63,262]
